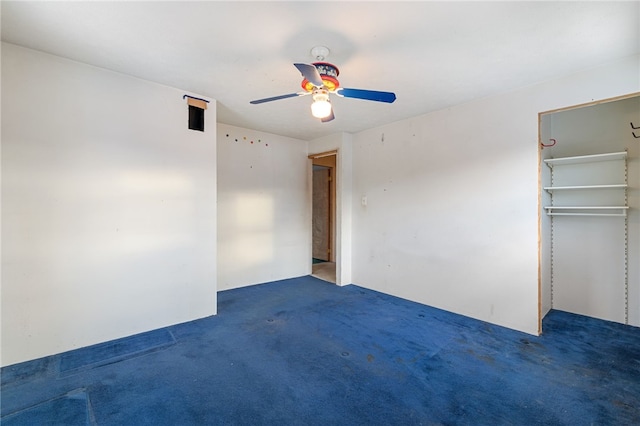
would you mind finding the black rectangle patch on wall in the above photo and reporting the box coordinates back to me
[189,105,204,132]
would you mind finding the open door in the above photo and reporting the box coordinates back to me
[312,165,332,261]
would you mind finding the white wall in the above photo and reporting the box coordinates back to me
[309,133,353,286]
[1,43,217,366]
[216,123,309,290]
[350,55,640,335]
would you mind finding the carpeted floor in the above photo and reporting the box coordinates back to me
[2,275,639,425]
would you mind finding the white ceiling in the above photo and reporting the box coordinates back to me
[2,1,639,141]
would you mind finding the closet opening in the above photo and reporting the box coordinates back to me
[538,93,640,332]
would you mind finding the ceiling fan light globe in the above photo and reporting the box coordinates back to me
[311,99,332,119]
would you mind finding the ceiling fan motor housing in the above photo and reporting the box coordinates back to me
[301,62,340,92]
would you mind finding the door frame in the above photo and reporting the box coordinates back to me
[309,150,339,281]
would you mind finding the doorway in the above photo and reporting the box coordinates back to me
[310,151,337,283]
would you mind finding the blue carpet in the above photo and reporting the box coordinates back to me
[1,356,51,387]
[2,275,639,425]
[59,328,175,374]
[1,389,90,426]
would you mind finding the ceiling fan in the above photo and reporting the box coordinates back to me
[250,46,396,123]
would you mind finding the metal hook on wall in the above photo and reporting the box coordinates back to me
[631,122,640,130]
[541,138,557,148]
[633,132,640,139]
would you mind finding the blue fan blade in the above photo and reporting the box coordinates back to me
[250,92,304,104]
[335,88,396,103]
[294,63,324,87]
[321,109,335,123]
